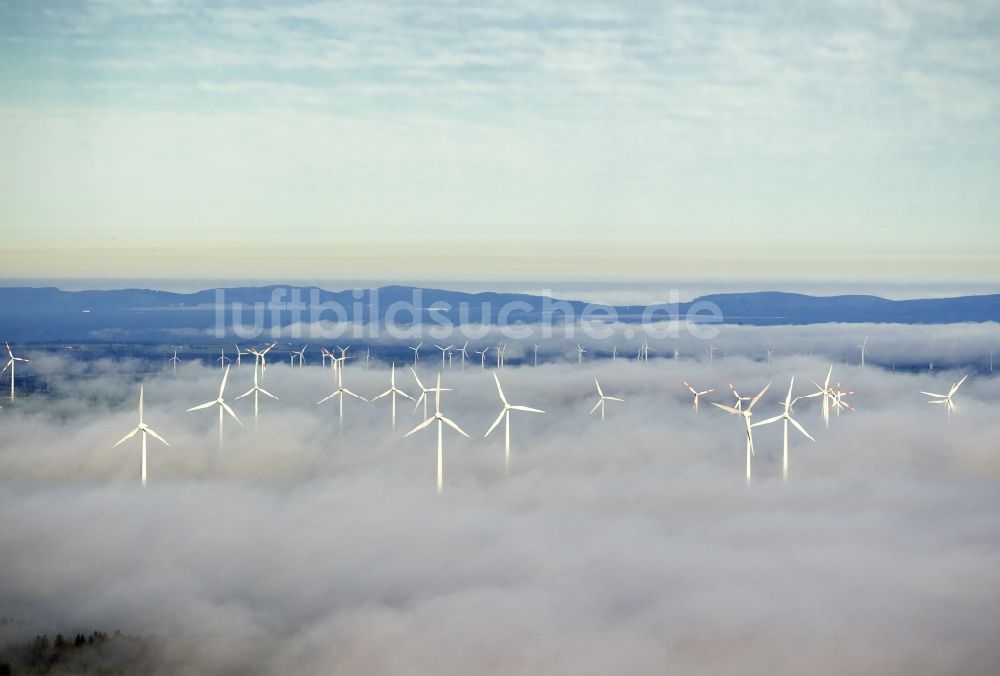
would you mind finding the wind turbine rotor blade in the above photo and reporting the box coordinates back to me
[711,403,742,415]
[748,383,771,409]
[440,416,470,437]
[235,388,254,399]
[221,401,243,426]
[112,427,140,447]
[485,410,506,437]
[397,390,414,401]
[594,379,603,397]
[919,391,947,398]
[789,417,814,441]
[589,399,603,415]
[219,365,230,396]
[373,389,392,400]
[492,371,507,404]
[317,393,336,405]
[145,427,170,446]
[606,396,624,402]
[342,389,367,400]
[259,388,278,400]
[751,414,783,427]
[950,375,968,395]
[510,405,544,413]
[187,400,216,412]
[404,417,435,437]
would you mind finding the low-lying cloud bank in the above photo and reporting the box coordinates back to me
[2,351,1000,674]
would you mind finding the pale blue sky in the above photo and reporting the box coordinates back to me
[1,0,998,281]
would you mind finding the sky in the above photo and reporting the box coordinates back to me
[2,343,1000,672]
[1,0,999,282]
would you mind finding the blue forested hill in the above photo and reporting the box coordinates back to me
[0,285,998,342]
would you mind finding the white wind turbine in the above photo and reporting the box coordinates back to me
[236,365,278,426]
[411,367,434,418]
[405,373,468,494]
[217,348,230,370]
[751,378,813,481]
[766,349,773,365]
[113,384,169,486]
[321,347,334,368]
[410,342,423,365]
[187,365,242,449]
[476,347,489,369]
[589,378,623,420]
[499,343,507,368]
[682,381,714,412]
[364,347,374,369]
[804,365,835,427]
[317,359,367,427]
[485,372,544,472]
[435,344,453,369]
[168,349,182,377]
[577,344,586,366]
[373,363,414,430]
[457,341,469,370]
[533,343,541,367]
[234,344,247,368]
[611,346,618,361]
[920,374,968,418]
[858,336,868,367]
[294,345,307,368]
[728,383,752,411]
[247,343,276,378]
[712,383,770,481]
[3,342,29,400]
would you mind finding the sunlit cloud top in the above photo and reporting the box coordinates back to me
[1,0,998,281]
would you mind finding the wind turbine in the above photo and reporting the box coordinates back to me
[372,363,414,430]
[499,343,507,368]
[234,344,247,368]
[751,378,813,480]
[317,359,367,427]
[435,344,453,369]
[803,366,835,427]
[294,345,307,368]
[682,381,714,412]
[858,337,868,367]
[168,350,182,377]
[485,372,544,471]
[920,374,968,418]
[458,341,469,370]
[217,348,230,370]
[405,373,468,494]
[611,346,618,361]
[113,385,169,486]
[187,365,242,449]
[577,344,586,366]
[476,347,489,369]
[712,383,770,481]
[830,382,855,415]
[411,367,433,418]
[3,342,29,400]
[533,343,541,367]
[707,345,718,365]
[410,342,422,365]
[236,365,278,426]
[321,347,334,368]
[364,347,374,369]
[589,379,623,420]
[247,343,275,378]
[766,349,773,365]
[728,383,752,411]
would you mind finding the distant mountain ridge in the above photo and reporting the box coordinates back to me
[0,285,998,342]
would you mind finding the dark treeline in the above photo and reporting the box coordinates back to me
[0,630,154,675]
